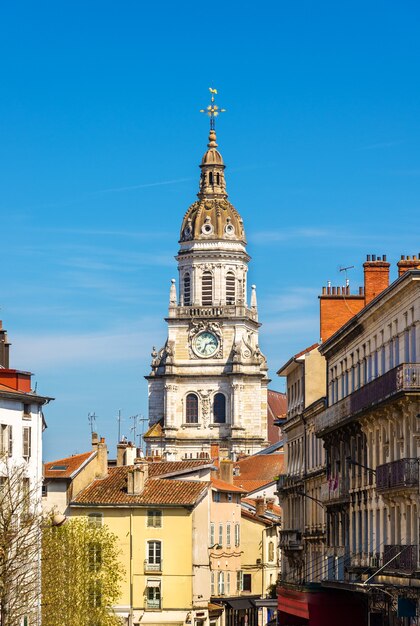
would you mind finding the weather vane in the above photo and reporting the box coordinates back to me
[200,87,226,130]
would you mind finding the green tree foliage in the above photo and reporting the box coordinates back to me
[42,516,124,626]
[0,458,42,626]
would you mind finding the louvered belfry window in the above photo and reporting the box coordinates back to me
[213,393,226,423]
[184,273,191,306]
[186,394,199,423]
[226,272,235,304]
[201,272,213,306]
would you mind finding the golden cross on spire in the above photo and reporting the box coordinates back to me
[200,87,226,130]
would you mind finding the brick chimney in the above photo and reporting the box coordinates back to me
[219,460,234,484]
[397,254,420,276]
[125,443,137,466]
[210,443,220,469]
[319,282,365,342]
[96,437,108,479]
[266,498,275,511]
[255,497,265,517]
[0,322,10,369]
[127,460,148,495]
[363,254,390,305]
[116,441,128,466]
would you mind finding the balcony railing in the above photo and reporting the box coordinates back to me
[383,545,418,572]
[376,458,419,492]
[279,530,303,550]
[146,598,161,610]
[144,560,162,573]
[277,474,303,492]
[169,304,257,321]
[316,363,420,434]
[320,479,350,504]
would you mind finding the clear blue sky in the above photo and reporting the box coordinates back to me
[1,1,419,460]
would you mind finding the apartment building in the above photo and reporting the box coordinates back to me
[315,257,420,625]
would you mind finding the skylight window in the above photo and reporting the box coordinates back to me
[50,465,68,471]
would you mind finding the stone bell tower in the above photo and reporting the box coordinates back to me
[145,91,269,461]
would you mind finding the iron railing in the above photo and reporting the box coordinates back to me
[168,304,257,320]
[320,479,350,503]
[383,544,418,572]
[144,559,162,573]
[315,363,420,434]
[376,458,419,491]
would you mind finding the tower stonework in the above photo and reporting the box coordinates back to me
[146,121,268,461]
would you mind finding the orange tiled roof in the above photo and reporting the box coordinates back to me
[148,460,214,477]
[233,454,284,492]
[44,451,95,478]
[72,467,209,506]
[242,497,282,516]
[294,343,320,360]
[267,389,287,420]
[211,476,247,493]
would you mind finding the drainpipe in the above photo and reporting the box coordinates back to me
[130,508,133,626]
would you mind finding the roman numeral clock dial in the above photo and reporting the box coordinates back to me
[193,331,219,358]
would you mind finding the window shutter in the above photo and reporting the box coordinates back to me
[8,425,13,456]
[210,523,215,546]
[226,523,231,547]
[23,427,31,459]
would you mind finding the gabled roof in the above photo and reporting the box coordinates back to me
[148,460,215,478]
[44,451,96,479]
[211,476,247,494]
[267,389,287,420]
[277,343,320,376]
[72,467,209,506]
[143,421,163,439]
[233,453,284,493]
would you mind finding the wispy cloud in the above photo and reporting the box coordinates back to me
[359,140,403,151]
[90,177,193,194]
[260,287,319,313]
[12,320,165,369]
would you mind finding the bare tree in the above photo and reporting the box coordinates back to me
[0,456,42,626]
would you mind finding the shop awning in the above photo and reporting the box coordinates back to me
[278,589,309,620]
[225,598,254,610]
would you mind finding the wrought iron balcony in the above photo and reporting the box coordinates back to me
[144,559,162,573]
[383,544,419,572]
[279,529,303,550]
[277,474,303,492]
[315,363,420,434]
[376,458,419,492]
[320,479,350,504]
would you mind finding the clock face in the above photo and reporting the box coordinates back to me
[193,331,219,358]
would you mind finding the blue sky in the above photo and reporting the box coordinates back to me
[1,1,419,460]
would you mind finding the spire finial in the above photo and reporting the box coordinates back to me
[200,88,226,131]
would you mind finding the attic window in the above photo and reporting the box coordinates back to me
[50,465,68,471]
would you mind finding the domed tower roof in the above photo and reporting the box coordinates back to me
[180,114,246,245]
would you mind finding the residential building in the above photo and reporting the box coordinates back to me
[145,96,269,461]
[276,343,329,625]
[315,256,420,625]
[0,320,52,626]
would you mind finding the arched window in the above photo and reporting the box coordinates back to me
[213,393,226,424]
[209,172,213,184]
[226,272,235,304]
[216,172,220,185]
[202,272,213,306]
[183,273,191,306]
[186,394,199,423]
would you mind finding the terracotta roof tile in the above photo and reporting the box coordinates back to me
[211,477,247,493]
[233,454,284,492]
[72,467,209,506]
[242,497,282,516]
[147,460,213,477]
[294,343,320,359]
[44,451,95,478]
[267,390,287,420]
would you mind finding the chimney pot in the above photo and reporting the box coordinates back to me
[367,255,371,262]
[322,286,326,295]
[372,254,376,261]
[407,255,411,260]
[255,497,265,517]
[401,255,405,260]
[332,287,336,295]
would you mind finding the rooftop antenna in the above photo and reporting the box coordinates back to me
[339,265,354,288]
[117,409,122,443]
[88,412,97,434]
[130,414,139,445]
[138,415,148,452]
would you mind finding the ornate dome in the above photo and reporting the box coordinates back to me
[179,128,246,243]
[180,197,246,243]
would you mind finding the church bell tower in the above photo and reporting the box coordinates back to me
[145,91,269,461]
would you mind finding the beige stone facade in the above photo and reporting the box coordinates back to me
[146,126,268,461]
